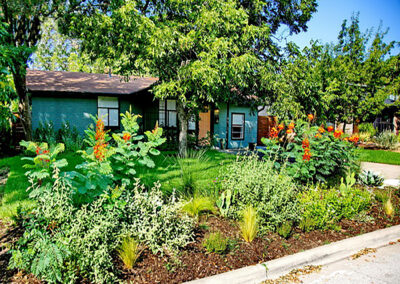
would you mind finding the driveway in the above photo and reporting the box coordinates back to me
[297,242,400,284]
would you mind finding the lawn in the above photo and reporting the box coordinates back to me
[358,148,400,166]
[0,150,234,219]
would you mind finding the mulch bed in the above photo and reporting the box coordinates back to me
[1,189,399,284]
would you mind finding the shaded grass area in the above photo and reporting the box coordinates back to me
[0,150,235,219]
[359,149,400,166]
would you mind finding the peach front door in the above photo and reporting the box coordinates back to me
[199,111,211,144]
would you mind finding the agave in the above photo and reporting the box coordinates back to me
[358,170,384,187]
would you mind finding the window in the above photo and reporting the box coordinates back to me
[231,113,245,140]
[159,99,177,127]
[188,115,196,131]
[98,96,119,127]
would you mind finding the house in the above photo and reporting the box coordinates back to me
[26,69,258,149]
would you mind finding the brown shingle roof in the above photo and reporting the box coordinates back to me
[26,69,158,95]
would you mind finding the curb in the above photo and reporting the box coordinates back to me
[185,224,400,284]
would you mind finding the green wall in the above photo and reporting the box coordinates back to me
[31,91,156,134]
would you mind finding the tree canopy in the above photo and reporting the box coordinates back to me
[61,0,318,154]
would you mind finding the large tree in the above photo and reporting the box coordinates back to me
[0,0,91,140]
[61,0,317,155]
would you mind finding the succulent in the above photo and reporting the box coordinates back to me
[358,170,384,187]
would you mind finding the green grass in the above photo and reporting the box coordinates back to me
[0,152,82,219]
[0,150,234,219]
[358,149,400,165]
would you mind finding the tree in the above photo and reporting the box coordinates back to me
[31,18,113,73]
[61,0,318,155]
[0,0,92,140]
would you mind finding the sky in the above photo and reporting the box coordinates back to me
[278,0,400,54]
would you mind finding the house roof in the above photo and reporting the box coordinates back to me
[26,69,158,95]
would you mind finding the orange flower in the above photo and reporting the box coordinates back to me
[333,129,343,138]
[327,126,334,132]
[36,147,41,155]
[278,123,284,130]
[288,122,295,129]
[318,127,325,133]
[286,129,293,134]
[307,114,314,121]
[302,138,310,149]
[122,133,131,142]
[348,134,359,144]
[315,133,322,139]
[270,127,279,138]
[303,148,311,161]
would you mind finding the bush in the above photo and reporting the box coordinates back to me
[358,123,376,136]
[298,185,372,231]
[261,119,359,183]
[203,232,228,254]
[218,154,299,233]
[374,131,398,150]
[10,173,194,283]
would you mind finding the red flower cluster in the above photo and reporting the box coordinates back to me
[303,148,311,162]
[327,126,334,132]
[269,127,279,138]
[302,138,310,149]
[348,134,359,144]
[333,129,343,138]
[93,119,108,161]
[122,133,131,142]
[307,114,314,121]
[35,147,50,163]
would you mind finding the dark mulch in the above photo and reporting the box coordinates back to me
[1,191,399,284]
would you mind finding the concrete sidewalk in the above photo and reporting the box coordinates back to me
[361,162,400,179]
[297,242,400,284]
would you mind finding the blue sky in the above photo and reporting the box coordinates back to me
[278,0,400,54]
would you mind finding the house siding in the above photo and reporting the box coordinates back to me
[214,103,257,148]
[32,95,98,134]
[31,91,156,134]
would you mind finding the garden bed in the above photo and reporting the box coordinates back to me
[1,189,399,284]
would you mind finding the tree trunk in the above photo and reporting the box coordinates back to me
[12,68,32,141]
[177,101,189,157]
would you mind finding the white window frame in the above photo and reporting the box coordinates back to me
[231,113,245,140]
[98,96,119,127]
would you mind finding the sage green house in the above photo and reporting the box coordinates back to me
[27,69,258,149]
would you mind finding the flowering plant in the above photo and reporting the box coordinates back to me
[111,110,166,186]
[261,118,359,183]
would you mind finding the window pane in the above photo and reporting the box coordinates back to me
[188,115,196,130]
[98,108,108,126]
[159,111,166,126]
[167,100,176,110]
[109,109,119,126]
[98,96,118,108]
[232,114,244,125]
[168,111,177,127]
[159,99,165,110]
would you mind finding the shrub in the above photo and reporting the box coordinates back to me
[10,170,194,283]
[239,206,258,242]
[261,119,359,183]
[34,121,57,147]
[374,131,398,150]
[58,122,84,151]
[298,185,372,231]
[277,221,292,239]
[203,232,228,254]
[182,196,215,220]
[117,237,143,269]
[358,123,376,136]
[218,154,299,233]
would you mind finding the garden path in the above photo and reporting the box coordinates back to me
[296,242,400,284]
[361,162,400,180]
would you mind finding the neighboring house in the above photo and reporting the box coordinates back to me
[26,69,258,149]
[374,95,399,134]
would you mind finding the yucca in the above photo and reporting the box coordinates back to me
[239,206,258,243]
[117,237,142,269]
